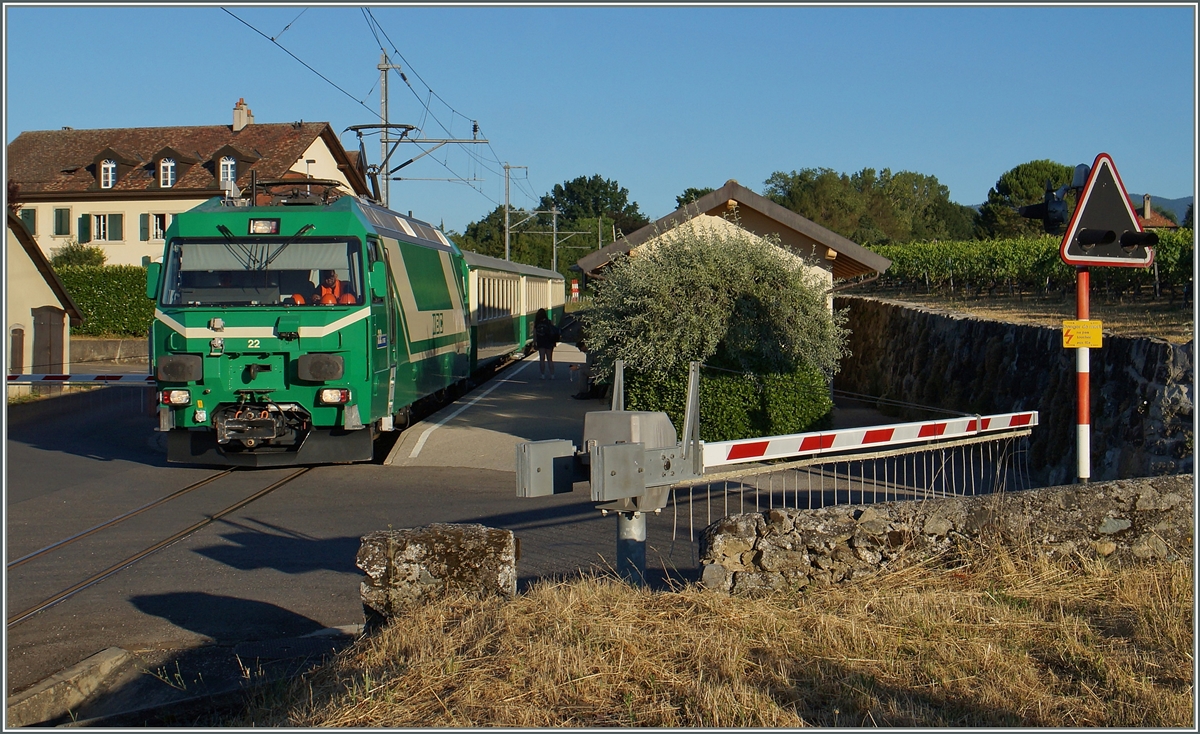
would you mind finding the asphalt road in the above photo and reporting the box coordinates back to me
[4,347,704,704]
[5,346,895,720]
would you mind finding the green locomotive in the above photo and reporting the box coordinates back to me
[147,191,563,466]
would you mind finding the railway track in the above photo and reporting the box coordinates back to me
[6,467,312,629]
[5,350,534,631]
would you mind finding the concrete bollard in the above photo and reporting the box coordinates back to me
[357,523,518,629]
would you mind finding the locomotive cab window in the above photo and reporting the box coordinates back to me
[159,238,364,307]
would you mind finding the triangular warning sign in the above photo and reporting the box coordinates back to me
[1060,153,1155,268]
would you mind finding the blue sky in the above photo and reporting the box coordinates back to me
[4,4,1196,234]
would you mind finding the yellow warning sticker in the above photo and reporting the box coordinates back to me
[1063,320,1103,348]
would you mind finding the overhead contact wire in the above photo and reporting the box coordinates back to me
[223,8,380,119]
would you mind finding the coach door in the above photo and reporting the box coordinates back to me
[31,306,65,373]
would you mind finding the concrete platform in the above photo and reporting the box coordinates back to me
[387,343,600,471]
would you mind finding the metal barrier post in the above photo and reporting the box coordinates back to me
[616,511,647,584]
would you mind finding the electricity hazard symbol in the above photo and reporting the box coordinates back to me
[1063,320,1103,348]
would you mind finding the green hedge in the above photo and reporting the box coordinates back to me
[871,229,1194,297]
[56,265,155,337]
[624,364,833,443]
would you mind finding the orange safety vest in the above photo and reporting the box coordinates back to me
[316,280,344,301]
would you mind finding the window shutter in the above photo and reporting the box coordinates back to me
[78,215,91,243]
[110,213,123,241]
[19,208,36,234]
[140,213,149,241]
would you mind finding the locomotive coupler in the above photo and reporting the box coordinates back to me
[215,391,310,448]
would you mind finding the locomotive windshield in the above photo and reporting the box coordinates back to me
[159,239,365,307]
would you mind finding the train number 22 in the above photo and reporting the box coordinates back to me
[431,313,444,336]
[247,339,261,349]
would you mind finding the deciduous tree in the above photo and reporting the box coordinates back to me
[580,221,847,382]
[975,160,1075,239]
[675,187,715,209]
[538,174,649,236]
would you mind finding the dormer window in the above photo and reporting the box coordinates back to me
[100,159,117,188]
[219,156,236,185]
[160,158,176,188]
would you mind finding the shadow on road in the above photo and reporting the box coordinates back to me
[130,592,327,643]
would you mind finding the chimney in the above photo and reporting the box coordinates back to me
[232,98,254,132]
[1143,193,1152,220]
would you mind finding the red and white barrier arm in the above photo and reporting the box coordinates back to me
[6,374,155,384]
[702,411,1038,470]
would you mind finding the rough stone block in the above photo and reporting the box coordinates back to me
[700,562,731,591]
[358,523,517,622]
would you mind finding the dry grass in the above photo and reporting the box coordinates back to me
[847,286,1194,344]
[231,543,1193,728]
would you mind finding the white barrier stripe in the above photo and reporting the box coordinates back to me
[703,411,1038,469]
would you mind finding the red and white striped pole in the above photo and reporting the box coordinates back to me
[1076,267,1090,483]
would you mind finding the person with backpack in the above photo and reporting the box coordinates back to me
[533,307,560,380]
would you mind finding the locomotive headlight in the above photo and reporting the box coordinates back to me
[317,388,350,405]
[160,389,191,406]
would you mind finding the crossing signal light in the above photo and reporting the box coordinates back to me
[1059,153,1154,268]
[1018,179,1070,233]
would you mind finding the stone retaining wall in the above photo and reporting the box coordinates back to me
[70,338,148,363]
[698,475,1193,594]
[834,296,1193,487]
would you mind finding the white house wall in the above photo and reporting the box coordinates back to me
[18,198,208,266]
[293,139,356,190]
[6,228,71,373]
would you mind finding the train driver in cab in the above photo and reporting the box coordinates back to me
[312,269,356,305]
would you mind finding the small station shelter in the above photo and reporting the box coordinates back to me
[7,211,83,375]
[572,179,892,311]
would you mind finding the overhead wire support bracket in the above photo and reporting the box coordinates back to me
[344,123,417,174]
[389,138,490,174]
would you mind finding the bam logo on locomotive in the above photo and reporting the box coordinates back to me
[384,236,468,359]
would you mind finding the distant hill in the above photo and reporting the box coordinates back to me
[1127,194,1192,223]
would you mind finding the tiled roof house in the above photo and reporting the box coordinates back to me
[1132,194,1181,230]
[573,180,891,311]
[6,99,371,265]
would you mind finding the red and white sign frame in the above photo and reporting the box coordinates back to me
[1059,152,1154,268]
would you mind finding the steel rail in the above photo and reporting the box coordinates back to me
[7,470,236,570]
[6,467,311,629]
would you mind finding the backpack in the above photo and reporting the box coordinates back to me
[536,320,560,346]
